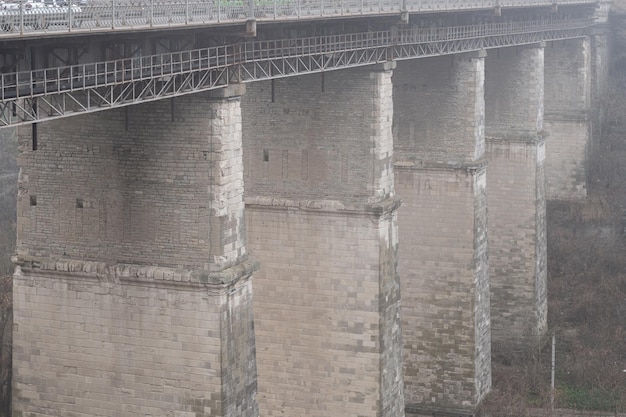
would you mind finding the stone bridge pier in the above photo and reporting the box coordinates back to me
[544,38,592,200]
[241,64,404,417]
[484,43,548,350]
[392,51,491,415]
[12,87,259,417]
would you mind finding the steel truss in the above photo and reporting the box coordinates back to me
[0,17,591,127]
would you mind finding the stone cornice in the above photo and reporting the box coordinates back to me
[12,254,259,291]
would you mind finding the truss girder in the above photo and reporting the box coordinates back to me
[0,18,592,127]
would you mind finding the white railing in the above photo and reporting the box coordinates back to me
[0,0,596,36]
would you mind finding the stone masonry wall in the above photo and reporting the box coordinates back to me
[485,138,547,347]
[395,166,491,412]
[485,45,544,139]
[245,202,402,417]
[544,39,590,117]
[242,66,403,417]
[544,39,591,200]
[393,53,491,413]
[13,264,256,417]
[16,94,246,270]
[543,119,589,199]
[393,54,485,163]
[243,69,394,203]
[13,92,259,417]
[484,44,548,348]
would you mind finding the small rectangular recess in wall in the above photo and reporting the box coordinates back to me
[76,198,84,209]
[263,149,269,162]
[32,124,37,151]
[29,195,37,206]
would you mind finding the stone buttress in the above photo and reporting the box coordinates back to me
[241,64,404,417]
[485,43,547,349]
[12,87,259,417]
[544,38,591,200]
[393,51,491,415]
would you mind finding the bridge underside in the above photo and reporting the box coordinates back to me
[6,2,610,417]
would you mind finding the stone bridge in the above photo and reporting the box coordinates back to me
[0,0,610,415]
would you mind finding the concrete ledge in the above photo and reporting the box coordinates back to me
[245,195,402,216]
[12,254,259,289]
[485,134,547,144]
[406,404,477,417]
[544,111,590,122]
[394,158,487,172]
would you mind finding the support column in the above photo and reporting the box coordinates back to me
[242,64,404,417]
[590,2,611,153]
[393,51,491,415]
[13,87,259,417]
[485,43,547,349]
[544,38,591,200]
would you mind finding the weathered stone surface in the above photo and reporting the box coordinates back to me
[393,52,486,164]
[13,92,259,417]
[485,43,548,348]
[485,44,545,139]
[485,137,547,347]
[13,262,257,417]
[396,164,491,413]
[243,69,394,204]
[242,68,404,417]
[544,38,591,200]
[393,52,491,413]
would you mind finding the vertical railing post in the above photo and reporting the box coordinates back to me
[111,0,115,29]
[19,0,24,35]
[67,1,72,32]
[217,0,221,21]
[185,0,188,24]
[247,0,254,21]
[149,0,153,26]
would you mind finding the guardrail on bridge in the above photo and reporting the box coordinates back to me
[0,0,597,36]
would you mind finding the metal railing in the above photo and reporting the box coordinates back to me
[0,0,596,37]
[0,17,591,125]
